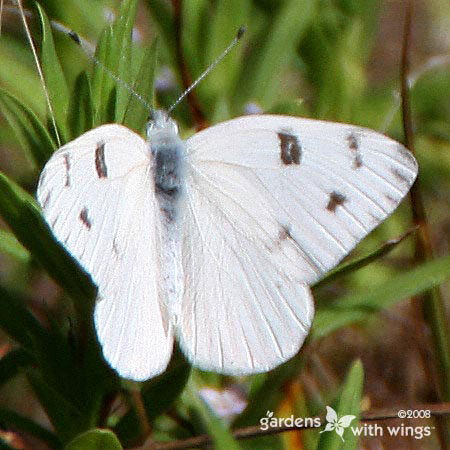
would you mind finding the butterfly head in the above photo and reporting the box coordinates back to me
[147,110,179,139]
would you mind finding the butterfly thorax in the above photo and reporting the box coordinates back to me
[149,116,186,221]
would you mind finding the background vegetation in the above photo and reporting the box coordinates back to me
[0,0,449,448]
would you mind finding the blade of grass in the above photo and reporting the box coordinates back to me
[0,88,55,169]
[0,408,61,449]
[16,0,61,146]
[0,229,29,262]
[114,353,191,445]
[317,360,363,449]
[181,0,209,78]
[0,286,48,350]
[0,173,96,304]
[26,371,85,444]
[144,0,175,60]
[91,25,114,124]
[64,429,122,450]
[241,0,317,108]
[233,357,304,428]
[335,252,450,310]
[110,0,138,122]
[315,228,417,288]
[0,348,34,387]
[68,71,94,138]
[185,376,241,450]
[36,3,70,143]
[122,39,158,133]
[200,0,250,102]
[312,254,450,339]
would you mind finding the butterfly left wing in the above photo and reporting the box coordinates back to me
[37,125,174,380]
[178,115,417,375]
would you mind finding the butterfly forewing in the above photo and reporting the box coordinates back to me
[186,115,418,285]
[37,125,174,380]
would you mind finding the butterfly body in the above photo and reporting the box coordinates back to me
[37,113,417,381]
[149,110,187,321]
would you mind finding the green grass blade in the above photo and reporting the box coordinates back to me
[335,254,450,310]
[0,348,34,388]
[312,254,450,339]
[0,173,96,304]
[122,39,158,133]
[0,229,29,262]
[311,310,369,341]
[68,71,94,138]
[199,0,250,106]
[90,0,138,124]
[241,0,317,108]
[0,88,55,170]
[316,229,416,288]
[27,371,85,444]
[181,0,209,77]
[91,26,114,125]
[36,2,70,143]
[115,352,190,444]
[0,286,48,350]
[233,356,303,428]
[111,0,139,122]
[317,360,363,449]
[64,429,122,450]
[0,407,62,449]
[185,376,241,450]
[144,0,175,60]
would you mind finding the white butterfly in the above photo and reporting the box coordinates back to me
[37,110,418,381]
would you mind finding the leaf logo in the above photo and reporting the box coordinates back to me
[320,406,356,442]
[266,410,274,418]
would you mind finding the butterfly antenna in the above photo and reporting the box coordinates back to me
[64,31,154,113]
[167,26,246,115]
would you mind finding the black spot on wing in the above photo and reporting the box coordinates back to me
[51,216,59,229]
[396,144,417,169]
[346,133,359,151]
[391,167,410,185]
[68,30,81,45]
[278,224,291,242]
[112,238,120,257]
[278,131,301,165]
[278,224,301,247]
[347,133,363,169]
[385,194,398,205]
[95,141,108,178]
[42,191,51,209]
[353,153,363,169]
[79,207,92,229]
[63,153,71,187]
[326,191,347,212]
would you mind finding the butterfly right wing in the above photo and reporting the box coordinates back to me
[37,125,173,381]
[177,115,417,375]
